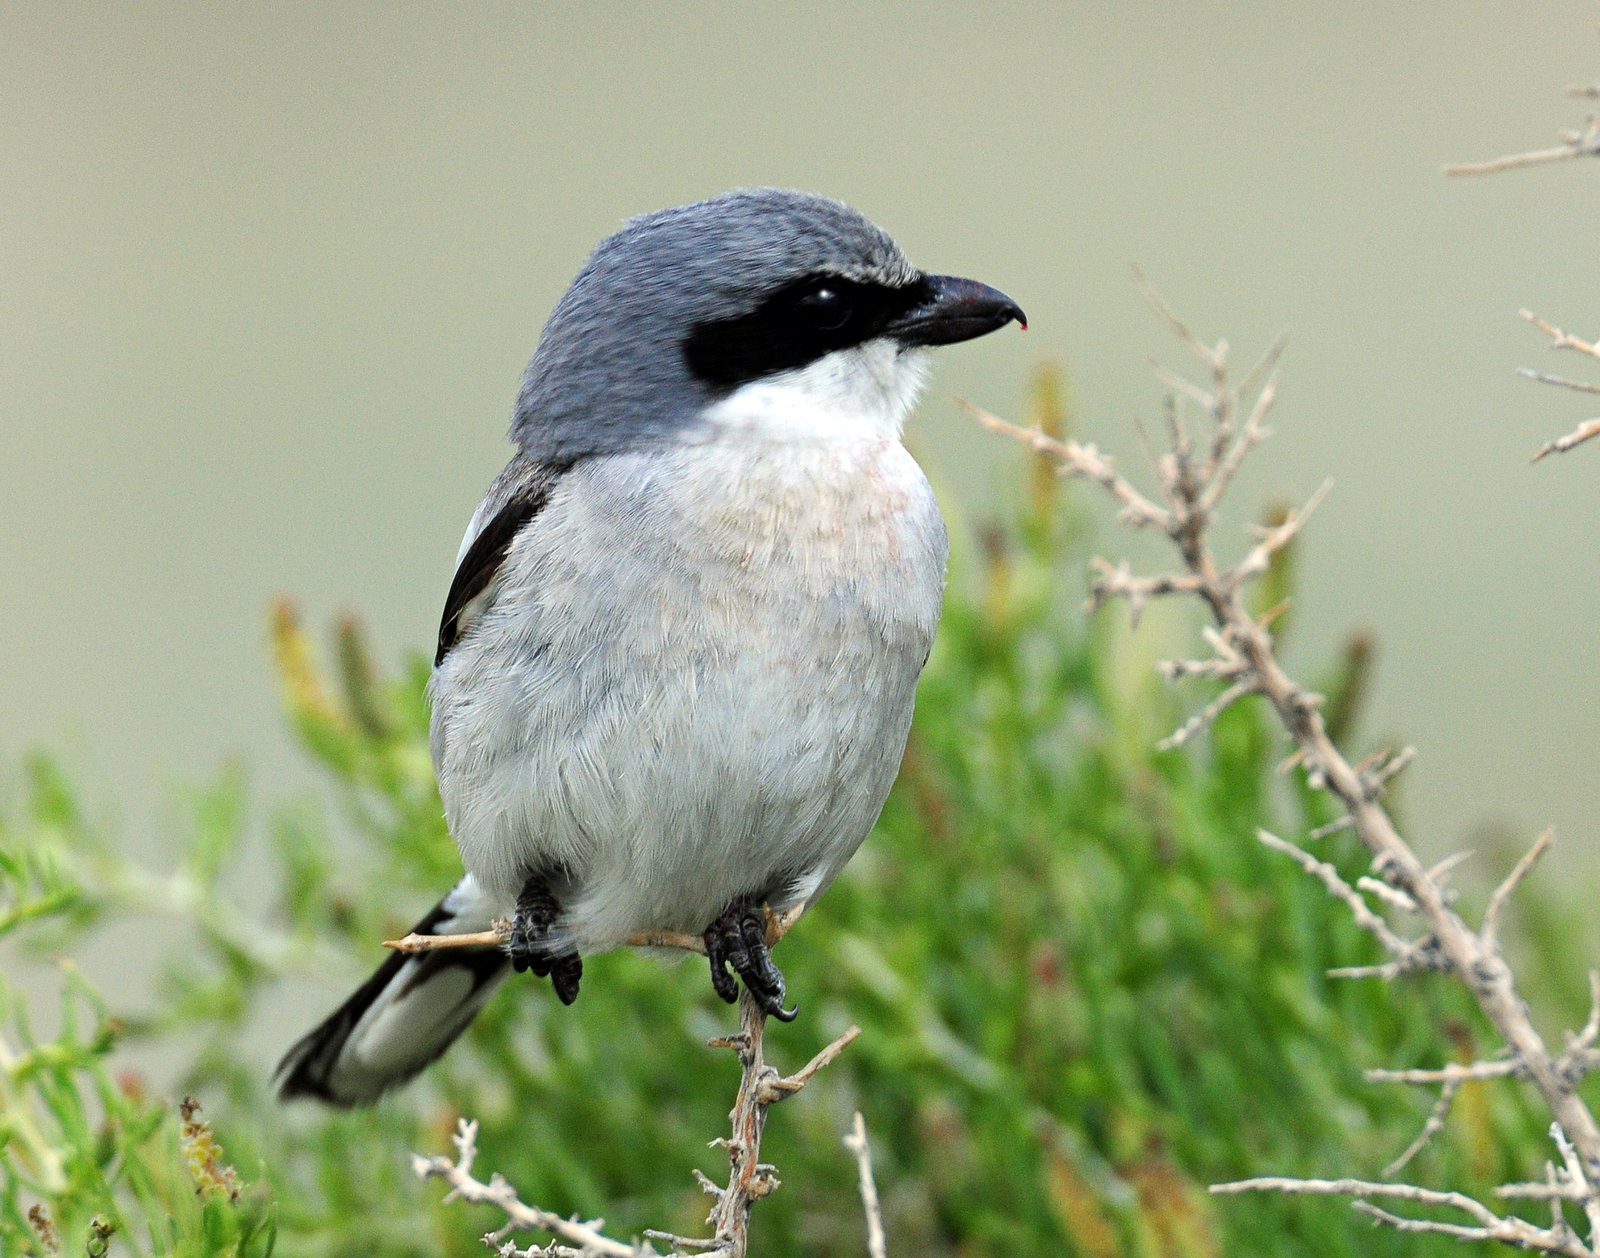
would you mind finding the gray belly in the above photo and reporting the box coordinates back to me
[428,438,947,952]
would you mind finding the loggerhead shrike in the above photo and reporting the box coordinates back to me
[274,188,1024,1105]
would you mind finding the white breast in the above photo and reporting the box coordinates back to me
[429,341,948,950]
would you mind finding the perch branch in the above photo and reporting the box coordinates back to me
[385,903,807,957]
[415,993,862,1258]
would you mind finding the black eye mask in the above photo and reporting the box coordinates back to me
[682,273,935,392]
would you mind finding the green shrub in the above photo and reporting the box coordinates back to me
[1,373,1587,1255]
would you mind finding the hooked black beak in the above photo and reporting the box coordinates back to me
[887,274,1027,347]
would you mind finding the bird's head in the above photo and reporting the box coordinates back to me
[512,188,1025,460]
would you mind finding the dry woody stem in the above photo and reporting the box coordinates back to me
[970,285,1600,1253]
[411,914,867,1258]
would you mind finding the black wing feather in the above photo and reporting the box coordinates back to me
[435,483,555,666]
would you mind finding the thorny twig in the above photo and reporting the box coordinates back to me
[1445,65,1600,459]
[970,285,1600,1252]
[413,1116,646,1258]
[1516,311,1600,461]
[414,990,863,1258]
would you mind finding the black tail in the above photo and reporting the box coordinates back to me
[274,875,508,1107]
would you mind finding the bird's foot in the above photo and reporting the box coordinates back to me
[703,903,797,1022]
[547,952,582,1005]
[508,873,582,1004]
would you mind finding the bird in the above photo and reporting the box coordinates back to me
[273,188,1024,1105]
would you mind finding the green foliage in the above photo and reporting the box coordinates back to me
[0,759,276,1257]
[0,373,1590,1255]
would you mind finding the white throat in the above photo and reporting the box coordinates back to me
[696,338,930,444]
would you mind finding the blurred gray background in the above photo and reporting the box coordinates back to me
[4,4,1598,909]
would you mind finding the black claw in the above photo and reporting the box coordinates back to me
[703,903,797,1020]
[508,872,580,1000]
[549,953,582,1005]
[739,916,787,1000]
[704,925,740,1004]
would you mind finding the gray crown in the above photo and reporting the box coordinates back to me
[511,188,918,464]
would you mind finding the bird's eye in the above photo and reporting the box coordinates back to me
[796,285,851,331]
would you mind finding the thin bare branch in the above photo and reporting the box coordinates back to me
[1533,418,1600,462]
[1211,1176,1500,1224]
[1553,1121,1600,1243]
[1427,851,1474,884]
[1385,1077,1463,1176]
[1496,1180,1589,1203]
[1149,361,1219,414]
[1357,875,1418,915]
[1200,374,1279,516]
[1361,746,1416,797]
[757,1026,861,1103]
[843,1113,889,1258]
[1517,367,1600,394]
[1572,972,1600,1053]
[1235,333,1289,410]
[1482,829,1554,950]
[1255,829,1409,955]
[1212,1176,1595,1256]
[1132,266,1225,374]
[1350,1199,1591,1256]
[1307,815,1352,841]
[1086,558,1203,625]
[1226,479,1332,592]
[1157,654,1248,682]
[1445,115,1600,175]
[1522,309,1600,362]
[1325,945,1447,982]
[385,925,507,953]
[1368,1059,1522,1086]
[1156,679,1257,750]
[414,1120,650,1258]
[958,399,1172,530]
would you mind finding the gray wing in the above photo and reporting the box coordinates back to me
[276,455,579,1106]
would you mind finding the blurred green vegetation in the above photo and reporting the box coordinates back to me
[1,368,1594,1256]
